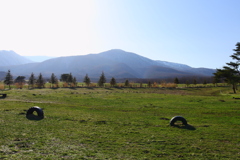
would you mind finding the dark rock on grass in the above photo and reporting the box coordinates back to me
[160,117,170,120]
[95,121,107,124]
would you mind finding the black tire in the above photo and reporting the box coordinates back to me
[26,106,44,120]
[0,94,7,98]
[170,116,187,126]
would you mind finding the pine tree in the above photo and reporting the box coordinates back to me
[124,79,129,87]
[72,77,77,87]
[36,73,45,88]
[83,74,91,87]
[15,76,25,83]
[193,79,197,86]
[4,70,13,89]
[214,42,240,93]
[110,77,117,87]
[98,72,106,87]
[60,74,70,82]
[49,73,58,88]
[203,80,207,87]
[174,77,179,84]
[212,76,220,87]
[28,73,35,88]
[15,76,25,89]
[147,81,151,88]
[67,73,73,84]
[185,80,190,87]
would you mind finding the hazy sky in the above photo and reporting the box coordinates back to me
[0,0,240,68]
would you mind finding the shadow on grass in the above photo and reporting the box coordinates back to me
[50,88,60,90]
[114,87,123,90]
[104,88,114,90]
[69,87,77,90]
[172,124,196,130]
[26,114,44,121]
[86,87,95,90]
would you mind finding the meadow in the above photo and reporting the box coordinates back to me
[0,85,239,159]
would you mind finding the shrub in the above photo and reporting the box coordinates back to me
[161,82,177,88]
[63,82,68,88]
[15,83,24,89]
[90,83,96,87]
[153,82,159,87]
[0,83,4,90]
[118,84,124,87]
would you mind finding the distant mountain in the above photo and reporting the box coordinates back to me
[155,60,215,77]
[155,60,192,70]
[0,49,216,80]
[0,50,33,66]
[24,56,56,62]
[0,71,7,80]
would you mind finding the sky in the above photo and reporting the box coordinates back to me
[0,0,240,69]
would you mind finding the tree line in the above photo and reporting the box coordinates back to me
[2,69,220,89]
[2,71,116,89]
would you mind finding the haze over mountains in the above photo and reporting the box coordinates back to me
[0,49,215,80]
[24,56,56,62]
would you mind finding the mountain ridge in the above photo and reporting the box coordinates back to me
[0,49,215,80]
[24,56,56,62]
[0,50,33,66]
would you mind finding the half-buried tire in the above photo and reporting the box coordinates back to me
[170,116,187,126]
[26,106,44,120]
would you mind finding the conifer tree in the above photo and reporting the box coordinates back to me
[28,73,35,88]
[214,42,240,93]
[174,77,179,84]
[73,77,77,87]
[15,76,25,89]
[185,80,190,87]
[60,74,69,82]
[4,70,13,89]
[49,73,58,88]
[110,77,117,87]
[83,74,91,87]
[15,76,25,83]
[124,79,129,87]
[36,73,45,88]
[147,80,151,88]
[67,73,73,84]
[193,79,197,86]
[203,80,207,86]
[98,72,106,87]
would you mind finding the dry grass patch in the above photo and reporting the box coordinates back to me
[0,83,5,90]
[161,82,177,88]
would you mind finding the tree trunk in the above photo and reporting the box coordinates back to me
[233,84,236,94]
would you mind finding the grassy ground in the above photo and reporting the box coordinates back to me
[0,86,239,159]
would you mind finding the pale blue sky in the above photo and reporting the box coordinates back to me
[0,0,239,68]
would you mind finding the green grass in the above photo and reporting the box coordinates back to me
[0,87,240,159]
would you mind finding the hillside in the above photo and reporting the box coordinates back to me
[0,71,7,80]
[24,56,56,62]
[0,49,216,80]
[0,50,33,66]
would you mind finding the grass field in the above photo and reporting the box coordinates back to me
[0,86,239,159]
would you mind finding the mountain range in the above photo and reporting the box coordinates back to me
[0,50,33,66]
[24,56,56,62]
[0,49,215,81]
